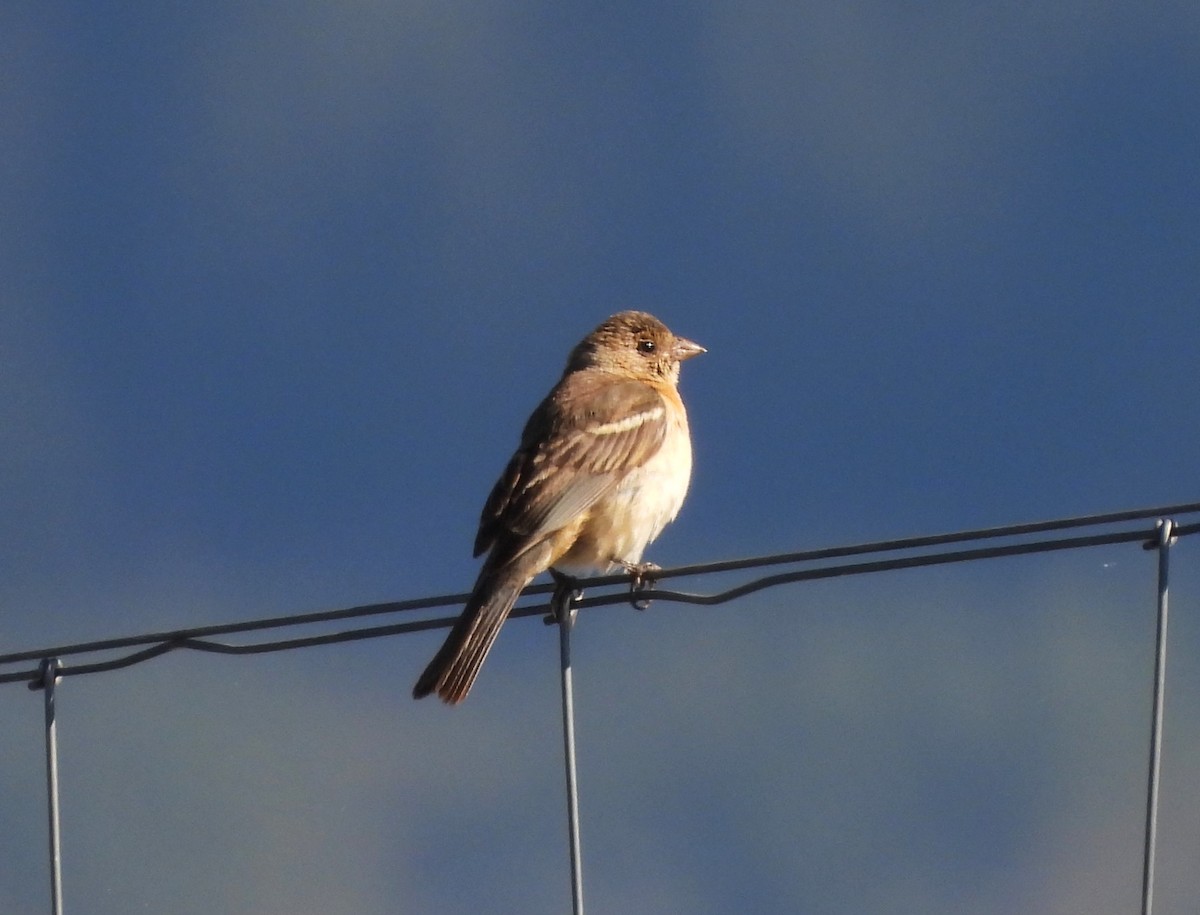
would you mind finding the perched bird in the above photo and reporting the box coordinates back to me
[414,311,704,703]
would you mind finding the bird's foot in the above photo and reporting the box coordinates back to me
[617,560,661,610]
[546,569,583,624]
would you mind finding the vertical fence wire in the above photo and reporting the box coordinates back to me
[41,658,64,915]
[1141,519,1174,915]
[554,582,586,915]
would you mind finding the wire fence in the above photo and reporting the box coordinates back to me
[2,500,1198,915]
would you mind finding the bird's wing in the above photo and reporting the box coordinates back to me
[474,371,669,559]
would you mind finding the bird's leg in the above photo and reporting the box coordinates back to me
[546,569,583,625]
[616,560,661,611]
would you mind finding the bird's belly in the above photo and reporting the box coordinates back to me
[554,416,692,573]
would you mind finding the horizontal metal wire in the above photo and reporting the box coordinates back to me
[2,501,1197,688]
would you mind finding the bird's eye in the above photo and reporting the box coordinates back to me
[637,339,656,354]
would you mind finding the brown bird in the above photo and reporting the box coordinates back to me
[414,310,704,703]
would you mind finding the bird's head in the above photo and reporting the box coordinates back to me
[565,311,705,384]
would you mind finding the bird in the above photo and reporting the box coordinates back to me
[413,310,704,703]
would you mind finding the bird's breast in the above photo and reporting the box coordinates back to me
[554,403,692,572]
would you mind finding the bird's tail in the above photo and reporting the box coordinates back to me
[413,548,546,703]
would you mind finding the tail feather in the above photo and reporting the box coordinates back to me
[413,549,547,703]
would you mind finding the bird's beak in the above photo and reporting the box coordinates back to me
[673,337,706,361]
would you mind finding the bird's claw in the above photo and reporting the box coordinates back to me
[619,560,661,610]
[545,569,583,624]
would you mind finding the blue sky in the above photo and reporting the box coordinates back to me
[2,3,1199,913]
